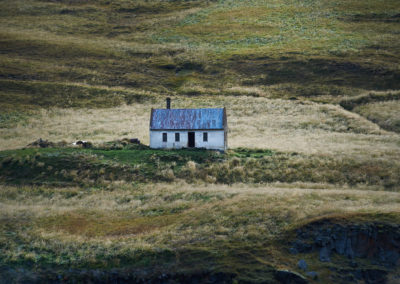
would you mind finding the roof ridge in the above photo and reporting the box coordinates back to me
[150,108,225,130]
[153,107,223,110]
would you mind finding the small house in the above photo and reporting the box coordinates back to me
[149,98,228,151]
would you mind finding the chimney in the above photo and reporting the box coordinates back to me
[166,97,171,109]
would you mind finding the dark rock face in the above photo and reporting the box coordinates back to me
[331,268,388,284]
[290,221,400,268]
[319,246,331,262]
[290,220,400,283]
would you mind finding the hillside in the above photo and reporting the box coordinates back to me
[1,0,400,101]
[1,0,400,283]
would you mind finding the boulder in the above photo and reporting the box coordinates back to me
[27,138,54,148]
[306,271,318,280]
[73,140,93,148]
[129,138,140,144]
[297,259,307,271]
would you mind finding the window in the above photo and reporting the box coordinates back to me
[203,132,208,142]
[162,133,167,142]
[175,133,180,142]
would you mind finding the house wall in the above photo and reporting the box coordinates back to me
[150,130,226,150]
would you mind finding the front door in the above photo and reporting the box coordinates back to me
[188,132,195,148]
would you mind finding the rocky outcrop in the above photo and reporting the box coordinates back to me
[290,220,400,267]
[289,219,400,283]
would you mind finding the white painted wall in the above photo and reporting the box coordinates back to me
[150,130,226,150]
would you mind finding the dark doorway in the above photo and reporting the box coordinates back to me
[188,132,195,148]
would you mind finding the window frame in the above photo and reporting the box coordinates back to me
[162,133,167,142]
[175,133,180,142]
[203,132,208,142]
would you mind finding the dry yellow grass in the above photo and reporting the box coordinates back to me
[1,95,399,160]
[1,1,400,280]
[1,182,399,247]
[353,100,400,133]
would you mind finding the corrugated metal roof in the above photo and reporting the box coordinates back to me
[150,108,225,130]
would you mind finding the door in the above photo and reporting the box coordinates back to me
[188,132,195,148]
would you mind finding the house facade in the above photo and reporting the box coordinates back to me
[150,99,227,151]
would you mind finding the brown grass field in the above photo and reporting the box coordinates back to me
[1,0,400,282]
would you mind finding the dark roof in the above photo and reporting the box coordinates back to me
[150,108,226,130]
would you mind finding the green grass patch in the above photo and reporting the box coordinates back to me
[1,146,399,189]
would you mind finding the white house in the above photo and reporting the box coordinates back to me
[149,98,227,151]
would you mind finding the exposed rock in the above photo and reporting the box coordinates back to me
[27,138,54,148]
[319,246,331,262]
[129,138,141,144]
[305,271,318,280]
[275,270,308,284]
[290,221,400,268]
[27,139,69,148]
[361,269,388,284]
[73,140,93,148]
[297,259,307,271]
[120,138,141,145]
[289,219,400,283]
[335,268,389,284]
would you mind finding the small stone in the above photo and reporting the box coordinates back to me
[306,271,318,280]
[298,259,307,271]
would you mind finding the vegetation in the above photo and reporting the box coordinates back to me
[1,0,399,102]
[1,0,400,282]
[339,90,400,111]
[1,146,399,189]
[352,100,400,133]
[1,182,400,282]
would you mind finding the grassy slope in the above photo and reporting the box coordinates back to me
[1,146,399,188]
[1,145,400,282]
[1,181,400,282]
[0,0,399,104]
[353,100,400,132]
[1,0,400,282]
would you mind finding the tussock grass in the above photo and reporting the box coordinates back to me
[353,100,400,133]
[1,0,400,98]
[1,0,400,280]
[1,146,400,189]
[0,182,399,280]
[339,90,400,111]
[1,96,397,157]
